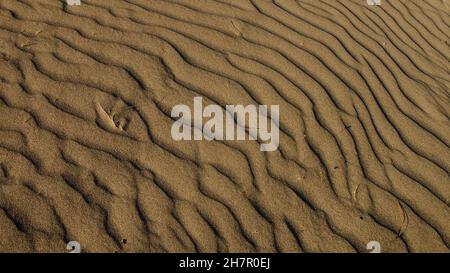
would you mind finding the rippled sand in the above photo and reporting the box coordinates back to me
[0,0,448,253]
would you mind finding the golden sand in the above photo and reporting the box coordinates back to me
[0,0,448,253]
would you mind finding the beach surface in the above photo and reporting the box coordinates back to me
[0,0,448,253]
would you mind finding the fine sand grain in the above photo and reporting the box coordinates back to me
[0,0,449,253]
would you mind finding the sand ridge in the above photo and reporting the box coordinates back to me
[0,0,448,253]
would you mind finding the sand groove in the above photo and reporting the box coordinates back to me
[0,0,448,253]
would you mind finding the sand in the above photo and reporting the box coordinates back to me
[0,0,448,253]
